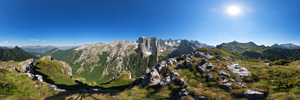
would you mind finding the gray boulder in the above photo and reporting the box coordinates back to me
[227,63,252,78]
[243,90,264,99]
[159,76,172,87]
[179,89,189,97]
[160,71,180,87]
[19,59,37,73]
[142,69,161,86]
[155,61,168,76]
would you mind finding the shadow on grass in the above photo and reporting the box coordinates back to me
[44,84,130,100]
[31,64,131,100]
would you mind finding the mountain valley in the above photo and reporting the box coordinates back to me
[1,37,300,99]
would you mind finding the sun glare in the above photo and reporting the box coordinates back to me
[227,6,241,15]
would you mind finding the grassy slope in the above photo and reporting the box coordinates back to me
[36,59,76,85]
[0,69,58,99]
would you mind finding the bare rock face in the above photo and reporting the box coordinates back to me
[243,90,264,99]
[60,61,73,78]
[19,59,37,73]
[142,69,161,86]
[227,63,252,78]
[136,37,167,56]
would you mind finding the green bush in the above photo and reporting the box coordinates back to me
[251,59,260,62]
[268,68,300,90]
[263,59,270,63]
[274,59,290,65]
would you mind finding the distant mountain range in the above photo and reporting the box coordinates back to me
[271,43,300,49]
[216,41,300,61]
[0,46,37,61]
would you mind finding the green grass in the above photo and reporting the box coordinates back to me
[36,59,76,85]
[0,69,58,99]
[99,72,135,89]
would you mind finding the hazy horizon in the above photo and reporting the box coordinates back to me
[1,0,300,46]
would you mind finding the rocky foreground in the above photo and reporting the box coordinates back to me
[128,51,265,100]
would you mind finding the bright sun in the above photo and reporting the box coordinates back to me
[227,6,241,15]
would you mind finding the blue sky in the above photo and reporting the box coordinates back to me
[0,0,300,46]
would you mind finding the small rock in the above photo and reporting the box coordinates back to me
[219,82,232,92]
[235,82,247,87]
[219,70,230,80]
[26,72,35,78]
[35,74,44,82]
[178,77,186,86]
[207,74,213,82]
[194,95,205,100]
[243,90,264,99]
[179,89,189,97]
[206,63,214,69]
